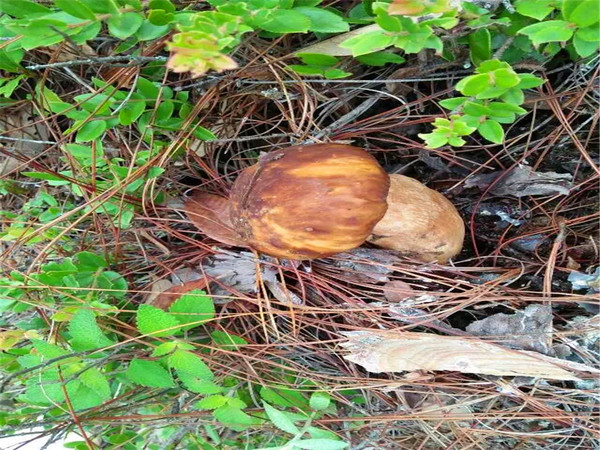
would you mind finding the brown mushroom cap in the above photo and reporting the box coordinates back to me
[229,143,390,260]
[367,174,464,263]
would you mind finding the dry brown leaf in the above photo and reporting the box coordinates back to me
[296,24,381,56]
[340,330,600,380]
[147,278,209,310]
[0,107,48,176]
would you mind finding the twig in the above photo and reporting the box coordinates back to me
[25,56,167,71]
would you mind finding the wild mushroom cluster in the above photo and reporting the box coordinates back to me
[185,144,464,263]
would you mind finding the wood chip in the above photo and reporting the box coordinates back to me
[340,330,600,380]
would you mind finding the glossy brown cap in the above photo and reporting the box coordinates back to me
[368,174,464,263]
[229,144,390,260]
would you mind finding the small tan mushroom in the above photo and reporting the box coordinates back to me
[367,174,464,263]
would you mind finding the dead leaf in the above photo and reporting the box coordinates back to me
[340,330,600,380]
[296,24,381,56]
[465,166,573,197]
[0,107,48,176]
[328,248,399,283]
[466,304,553,355]
[147,278,208,310]
[383,280,415,302]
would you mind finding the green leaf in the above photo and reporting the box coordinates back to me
[515,73,545,89]
[294,6,349,33]
[296,53,339,66]
[476,60,511,73]
[573,31,600,56]
[179,373,223,394]
[126,358,175,388]
[493,68,520,88]
[169,349,214,380]
[518,20,574,45]
[478,119,504,143]
[21,172,65,181]
[149,0,175,13]
[80,368,111,400]
[309,392,331,411]
[489,101,527,115]
[576,24,600,42]
[515,0,555,20]
[168,289,215,330]
[260,386,309,409]
[463,101,491,117]
[118,100,146,125]
[323,68,352,79]
[136,304,180,337]
[475,86,509,99]
[356,51,405,66]
[456,73,491,96]
[75,120,107,143]
[263,401,300,434]
[419,132,448,148]
[469,28,491,66]
[31,339,69,358]
[340,30,394,56]
[88,0,120,14]
[196,395,229,410]
[439,97,468,110]
[500,88,525,105]
[148,9,175,26]
[213,405,257,431]
[54,0,97,20]
[108,12,144,39]
[0,0,52,17]
[563,0,599,27]
[192,126,216,140]
[261,9,311,33]
[75,251,108,270]
[68,309,113,351]
[211,330,248,349]
[293,439,349,450]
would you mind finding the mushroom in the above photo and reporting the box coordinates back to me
[185,144,464,262]
[185,143,390,259]
[367,174,464,263]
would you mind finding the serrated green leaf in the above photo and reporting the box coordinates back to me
[263,401,299,434]
[294,6,349,33]
[518,20,574,45]
[136,304,180,337]
[196,395,229,410]
[126,358,175,388]
[54,0,97,20]
[68,309,113,351]
[80,367,111,400]
[178,373,223,394]
[168,289,214,330]
[309,391,331,411]
[169,349,214,380]
[31,339,69,358]
[478,119,504,143]
[213,405,257,431]
[75,120,107,143]
[211,330,248,349]
[108,12,144,40]
[261,9,311,33]
[356,51,405,66]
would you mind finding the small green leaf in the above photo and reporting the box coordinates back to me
[168,289,215,330]
[419,132,448,149]
[478,119,504,144]
[463,101,492,117]
[108,12,144,40]
[149,0,175,13]
[136,304,180,337]
[126,358,175,388]
[323,68,352,79]
[309,392,331,411]
[469,28,491,66]
[261,9,311,33]
[456,73,491,96]
[515,73,545,89]
[293,439,349,450]
[340,30,394,56]
[296,53,339,66]
[518,20,574,45]
[75,251,108,270]
[196,395,229,410]
[75,120,107,143]
[263,402,300,434]
[0,0,52,17]
[80,368,111,400]
[563,0,599,28]
[294,6,349,33]
[192,126,216,141]
[356,51,405,66]
[476,60,511,74]
[213,405,257,431]
[54,0,97,20]
[169,349,214,380]
[493,68,520,88]
[68,309,113,351]
[500,88,525,105]
[148,9,175,26]
[211,330,248,349]
[136,19,170,40]
[576,24,600,42]
[22,172,65,181]
[439,97,468,110]
[515,0,555,20]
[573,31,600,57]
[118,100,146,125]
